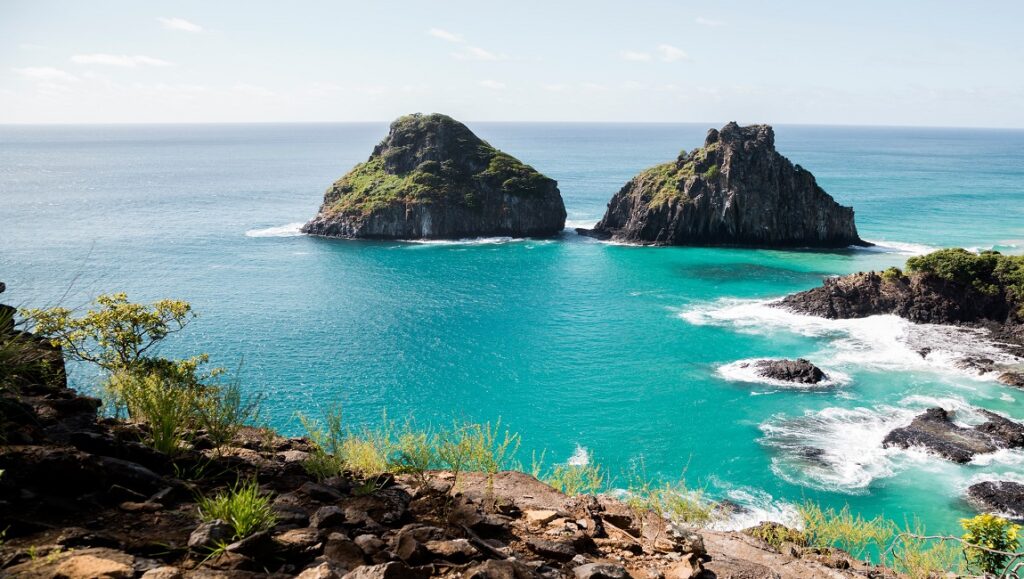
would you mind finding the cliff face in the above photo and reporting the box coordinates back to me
[581,122,865,247]
[302,113,566,239]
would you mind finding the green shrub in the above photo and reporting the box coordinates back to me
[744,522,806,551]
[298,405,347,479]
[906,248,1001,295]
[961,513,1021,575]
[197,480,276,540]
[890,519,966,579]
[880,266,904,283]
[799,502,894,563]
[108,369,199,455]
[544,462,606,497]
[702,164,720,180]
[624,460,715,529]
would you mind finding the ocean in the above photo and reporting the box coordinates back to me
[3,122,1024,534]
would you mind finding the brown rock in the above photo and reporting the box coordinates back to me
[54,554,133,579]
[141,567,183,579]
[341,561,423,579]
[573,563,630,579]
[526,537,576,561]
[325,533,368,570]
[274,527,322,551]
[424,538,479,562]
[312,505,347,528]
[298,562,346,579]
[465,559,539,579]
[524,509,559,526]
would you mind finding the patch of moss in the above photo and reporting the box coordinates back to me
[702,164,720,180]
[880,266,904,283]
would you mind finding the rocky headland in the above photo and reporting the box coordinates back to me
[302,114,566,240]
[578,122,866,247]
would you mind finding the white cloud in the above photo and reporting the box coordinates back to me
[620,50,652,62]
[452,46,502,61]
[427,28,464,43]
[543,83,568,92]
[479,79,506,90]
[232,83,276,97]
[695,16,725,28]
[657,44,690,62]
[159,17,203,33]
[71,54,173,67]
[12,67,79,82]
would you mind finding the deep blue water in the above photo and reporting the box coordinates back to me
[3,122,1024,533]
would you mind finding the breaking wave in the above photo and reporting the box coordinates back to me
[245,222,305,237]
[717,358,851,388]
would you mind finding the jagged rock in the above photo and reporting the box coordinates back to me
[524,509,560,526]
[188,519,234,549]
[303,113,566,240]
[526,538,577,561]
[424,539,479,562]
[325,533,368,570]
[580,122,864,247]
[882,407,1024,462]
[967,481,1024,519]
[573,563,629,579]
[354,534,387,556]
[312,505,347,528]
[274,527,323,552]
[748,359,827,384]
[702,555,781,579]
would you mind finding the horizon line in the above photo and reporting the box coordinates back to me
[1,120,1023,131]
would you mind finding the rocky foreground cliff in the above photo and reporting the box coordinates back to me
[580,123,865,248]
[302,114,566,240]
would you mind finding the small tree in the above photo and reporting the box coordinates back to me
[22,293,194,372]
[961,513,1021,575]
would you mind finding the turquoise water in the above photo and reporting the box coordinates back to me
[3,123,1024,533]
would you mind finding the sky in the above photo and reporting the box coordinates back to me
[2,0,1023,127]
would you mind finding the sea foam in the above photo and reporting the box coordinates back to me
[717,358,851,388]
[245,222,305,237]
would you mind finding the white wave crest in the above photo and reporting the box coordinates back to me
[681,298,1020,381]
[567,444,590,466]
[858,239,938,255]
[245,222,305,237]
[709,486,801,531]
[402,236,550,246]
[717,358,851,388]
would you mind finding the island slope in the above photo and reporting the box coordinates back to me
[302,113,567,240]
[580,122,866,247]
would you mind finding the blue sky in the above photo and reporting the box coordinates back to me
[2,0,1023,126]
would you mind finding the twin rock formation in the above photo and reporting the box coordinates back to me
[304,114,864,246]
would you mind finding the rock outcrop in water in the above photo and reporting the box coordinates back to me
[578,122,866,247]
[882,407,1024,463]
[778,249,1024,355]
[302,113,566,240]
[749,359,827,384]
[967,481,1024,519]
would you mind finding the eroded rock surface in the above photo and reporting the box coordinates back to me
[882,407,1024,463]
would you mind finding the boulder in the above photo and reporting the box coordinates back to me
[999,372,1024,388]
[967,480,1024,519]
[341,561,423,579]
[303,113,566,240]
[882,407,1024,463]
[188,519,234,549]
[53,551,134,579]
[580,122,864,247]
[573,563,630,579]
[465,559,539,579]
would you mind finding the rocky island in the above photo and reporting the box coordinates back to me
[578,122,866,247]
[302,114,567,240]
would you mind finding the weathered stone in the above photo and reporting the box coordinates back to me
[141,566,183,579]
[341,561,422,579]
[325,533,368,570]
[573,563,629,579]
[526,538,576,561]
[274,527,322,551]
[297,562,345,579]
[188,519,233,549]
[424,538,479,562]
[119,500,162,512]
[54,553,133,579]
[300,481,345,502]
[580,122,864,248]
[303,113,566,241]
[999,372,1024,388]
[465,559,539,579]
[355,534,387,556]
[524,509,560,526]
[312,505,347,528]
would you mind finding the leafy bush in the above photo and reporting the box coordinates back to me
[744,522,806,551]
[624,460,715,529]
[904,248,1024,312]
[880,266,904,283]
[890,519,966,579]
[961,513,1021,575]
[22,293,194,373]
[799,502,894,562]
[544,462,606,497]
[197,479,276,540]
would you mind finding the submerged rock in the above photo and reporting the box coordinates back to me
[302,113,566,240]
[967,480,1024,519]
[749,358,827,384]
[882,407,1024,463]
[579,122,865,247]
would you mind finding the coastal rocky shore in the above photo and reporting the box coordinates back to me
[578,123,866,247]
[0,284,895,578]
[302,114,566,240]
